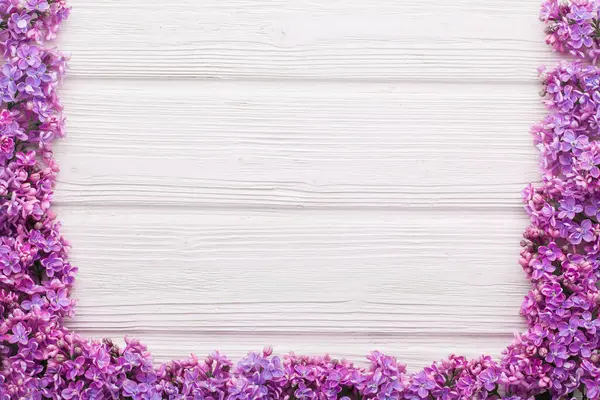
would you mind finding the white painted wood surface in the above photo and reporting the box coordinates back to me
[54,0,547,369]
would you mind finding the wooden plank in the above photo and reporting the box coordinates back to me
[59,207,529,369]
[54,79,542,209]
[59,0,553,80]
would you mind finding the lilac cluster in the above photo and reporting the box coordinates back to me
[0,0,598,399]
[507,58,600,398]
[0,0,75,396]
[541,0,600,62]
[2,343,530,399]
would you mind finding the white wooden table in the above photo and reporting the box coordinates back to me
[55,0,552,369]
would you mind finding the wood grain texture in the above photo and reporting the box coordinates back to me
[54,80,542,209]
[57,0,543,369]
[58,0,554,81]
[60,207,529,368]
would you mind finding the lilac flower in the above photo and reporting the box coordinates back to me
[61,381,85,400]
[569,23,594,49]
[0,244,21,275]
[584,195,600,219]
[26,64,52,83]
[0,81,15,103]
[540,281,564,301]
[545,343,569,367]
[478,368,498,391]
[83,386,105,400]
[409,372,435,398]
[17,76,42,96]
[583,378,600,399]
[123,379,150,397]
[538,242,562,261]
[16,44,41,70]
[3,192,21,217]
[47,288,71,310]
[568,331,594,357]
[531,258,556,279]
[557,316,579,338]
[9,12,32,34]
[555,84,577,111]
[21,294,44,310]
[540,0,560,20]
[40,252,64,277]
[577,150,600,171]
[560,131,589,154]
[136,371,157,384]
[29,229,62,253]
[0,64,23,94]
[0,135,14,160]
[567,219,595,244]
[92,347,111,370]
[558,197,583,219]
[295,364,317,381]
[25,0,50,12]
[579,311,600,334]
[143,391,163,400]
[294,382,314,399]
[65,356,86,380]
[567,5,595,22]
[15,150,36,166]
[31,99,52,121]
[8,323,30,345]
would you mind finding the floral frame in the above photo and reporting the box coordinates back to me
[1,0,600,399]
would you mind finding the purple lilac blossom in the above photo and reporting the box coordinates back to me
[0,64,22,94]
[25,0,49,13]
[558,197,583,219]
[16,44,41,70]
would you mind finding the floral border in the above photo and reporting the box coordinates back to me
[1,0,600,399]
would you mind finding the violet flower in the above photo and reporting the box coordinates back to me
[8,323,31,345]
[25,0,50,12]
[567,219,595,244]
[16,44,41,70]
